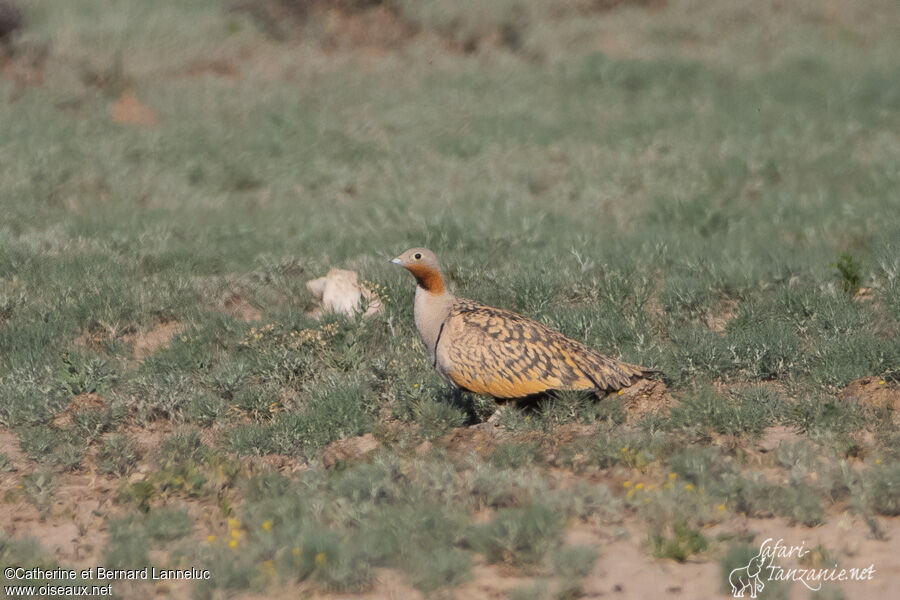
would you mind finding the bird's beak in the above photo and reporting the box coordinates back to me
[390,257,403,266]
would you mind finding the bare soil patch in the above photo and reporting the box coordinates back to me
[111,90,159,128]
[0,467,116,567]
[119,419,182,456]
[131,320,184,360]
[320,433,379,468]
[753,424,802,454]
[0,44,46,91]
[222,291,264,322]
[51,393,106,429]
[0,427,24,467]
[619,378,673,424]
[705,296,738,332]
[841,377,899,412]
[437,426,500,460]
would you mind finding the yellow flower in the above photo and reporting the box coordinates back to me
[617,390,624,395]
[315,552,327,566]
[626,488,636,500]
[668,472,678,481]
[413,383,419,388]
[635,482,644,490]
[231,529,243,540]
[623,480,633,488]
[684,483,695,492]
[876,458,882,465]
[292,547,302,557]
[262,520,273,532]
[717,503,726,512]
[228,518,242,530]
[207,535,217,543]
[229,539,238,549]
[879,380,886,385]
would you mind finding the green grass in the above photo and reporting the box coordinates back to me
[469,502,564,568]
[96,433,140,476]
[651,521,709,562]
[1,0,899,596]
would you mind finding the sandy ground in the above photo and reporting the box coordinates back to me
[2,418,899,600]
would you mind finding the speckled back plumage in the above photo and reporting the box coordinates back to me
[391,247,653,400]
[436,298,648,398]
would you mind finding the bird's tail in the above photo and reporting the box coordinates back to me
[619,360,658,378]
[582,353,655,392]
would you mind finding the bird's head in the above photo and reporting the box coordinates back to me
[390,248,445,294]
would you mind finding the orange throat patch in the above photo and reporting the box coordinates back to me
[407,264,445,294]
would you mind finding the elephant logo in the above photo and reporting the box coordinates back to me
[729,553,768,598]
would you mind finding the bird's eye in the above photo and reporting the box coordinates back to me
[414,253,422,260]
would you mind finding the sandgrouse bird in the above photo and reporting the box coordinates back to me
[391,248,653,399]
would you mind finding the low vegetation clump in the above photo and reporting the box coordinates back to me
[470,503,565,568]
[651,521,709,562]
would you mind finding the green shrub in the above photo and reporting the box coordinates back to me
[651,521,708,562]
[356,503,470,593]
[0,368,68,426]
[161,429,209,464]
[492,442,543,469]
[22,470,58,518]
[725,321,799,380]
[663,326,731,384]
[470,503,563,567]
[58,351,119,396]
[70,406,121,444]
[413,397,467,440]
[782,395,867,436]
[831,252,862,295]
[145,507,193,541]
[669,385,776,436]
[17,426,83,469]
[97,434,140,477]
[860,462,900,516]
[668,447,737,488]
[0,534,48,572]
[104,517,149,569]
[406,547,471,594]
[551,545,596,578]
[18,426,65,461]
